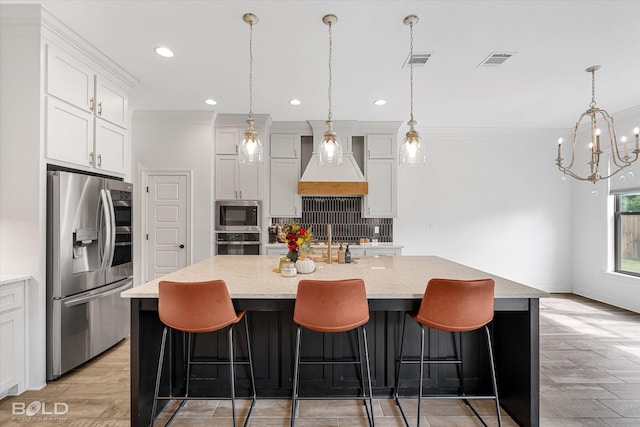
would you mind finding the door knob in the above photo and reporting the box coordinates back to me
[178,244,185,249]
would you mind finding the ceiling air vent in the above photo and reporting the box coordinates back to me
[403,52,432,68]
[478,52,515,67]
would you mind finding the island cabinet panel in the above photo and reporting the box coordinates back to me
[131,300,532,427]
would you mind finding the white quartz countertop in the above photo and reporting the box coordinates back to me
[122,255,546,300]
[0,274,31,286]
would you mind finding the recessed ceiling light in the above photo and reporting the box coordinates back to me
[374,99,386,106]
[155,47,174,58]
[289,99,302,106]
[204,98,217,106]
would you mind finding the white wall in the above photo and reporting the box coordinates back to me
[131,111,216,283]
[0,6,48,390]
[571,106,640,313]
[395,127,573,292]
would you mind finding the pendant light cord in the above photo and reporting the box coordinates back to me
[590,68,596,109]
[409,21,414,123]
[248,20,254,120]
[328,21,333,121]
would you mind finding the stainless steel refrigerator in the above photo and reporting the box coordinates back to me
[46,169,133,380]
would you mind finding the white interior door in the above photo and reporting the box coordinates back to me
[145,173,189,280]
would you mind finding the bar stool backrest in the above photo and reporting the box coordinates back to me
[414,278,495,332]
[158,280,240,333]
[294,278,370,333]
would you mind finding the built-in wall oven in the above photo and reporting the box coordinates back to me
[215,200,261,232]
[216,232,261,255]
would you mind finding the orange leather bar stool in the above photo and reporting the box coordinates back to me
[394,278,501,427]
[150,280,256,427]
[291,279,375,427]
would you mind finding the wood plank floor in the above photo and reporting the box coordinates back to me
[1,294,638,426]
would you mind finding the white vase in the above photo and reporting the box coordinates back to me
[295,258,315,274]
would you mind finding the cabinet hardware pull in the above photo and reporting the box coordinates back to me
[90,97,95,112]
[89,151,94,166]
[97,154,102,167]
[239,190,242,199]
[98,102,103,115]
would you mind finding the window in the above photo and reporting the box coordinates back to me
[615,193,640,276]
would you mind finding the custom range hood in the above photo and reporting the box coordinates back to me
[298,120,368,195]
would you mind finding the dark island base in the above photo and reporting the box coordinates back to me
[131,298,539,427]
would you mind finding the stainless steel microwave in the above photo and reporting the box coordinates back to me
[215,200,261,231]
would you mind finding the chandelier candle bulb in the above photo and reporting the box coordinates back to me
[635,127,640,151]
[595,128,601,153]
[557,138,563,160]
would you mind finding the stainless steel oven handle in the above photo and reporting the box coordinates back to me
[217,241,260,245]
[63,280,133,307]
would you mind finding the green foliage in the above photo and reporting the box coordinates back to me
[620,194,640,212]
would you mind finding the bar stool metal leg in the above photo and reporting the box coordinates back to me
[150,327,168,427]
[486,325,502,427]
[244,315,257,424]
[361,325,375,427]
[290,326,302,427]
[228,325,236,427]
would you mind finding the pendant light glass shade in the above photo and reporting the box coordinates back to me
[238,13,263,165]
[318,14,343,167]
[399,119,426,165]
[318,120,343,166]
[238,118,263,164]
[399,14,426,166]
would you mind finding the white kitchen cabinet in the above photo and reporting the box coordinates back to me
[0,280,26,398]
[270,158,301,217]
[364,247,402,256]
[214,126,263,200]
[95,76,128,128]
[45,43,130,175]
[269,134,301,216]
[265,247,289,256]
[349,246,402,257]
[46,44,94,113]
[364,159,396,217]
[216,127,240,155]
[95,119,127,174]
[367,134,395,158]
[363,133,397,218]
[215,155,261,200]
[46,96,93,167]
[271,134,299,158]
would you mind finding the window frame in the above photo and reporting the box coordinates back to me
[614,193,640,277]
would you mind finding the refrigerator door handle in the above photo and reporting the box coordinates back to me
[63,279,133,307]
[105,188,117,270]
[98,188,116,271]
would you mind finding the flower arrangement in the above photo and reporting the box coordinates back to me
[283,222,313,258]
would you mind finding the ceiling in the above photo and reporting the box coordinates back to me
[4,0,640,129]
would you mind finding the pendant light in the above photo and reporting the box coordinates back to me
[399,15,426,166]
[238,13,263,165]
[556,65,639,183]
[318,14,344,167]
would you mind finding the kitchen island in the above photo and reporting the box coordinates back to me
[122,255,545,427]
